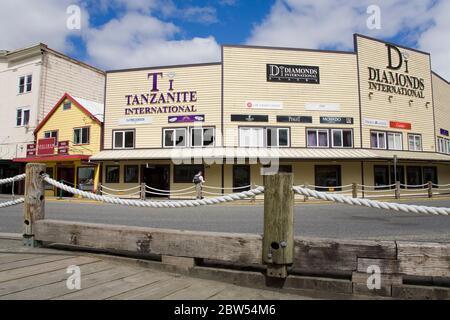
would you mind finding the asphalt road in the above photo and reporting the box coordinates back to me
[1,199,450,241]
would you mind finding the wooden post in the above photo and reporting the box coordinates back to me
[251,183,256,203]
[263,173,294,279]
[395,181,401,199]
[427,181,433,198]
[141,183,146,200]
[352,183,358,198]
[23,163,46,247]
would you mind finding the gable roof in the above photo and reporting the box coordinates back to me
[34,93,104,135]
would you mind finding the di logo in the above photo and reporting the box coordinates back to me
[386,44,409,74]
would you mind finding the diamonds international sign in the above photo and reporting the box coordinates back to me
[267,64,320,84]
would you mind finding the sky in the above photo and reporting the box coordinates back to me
[0,0,449,79]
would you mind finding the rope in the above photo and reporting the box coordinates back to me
[0,198,24,208]
[292,186,450,216]
[432,183,450,188]
[43,175,264,208]
[400,183,428,188]
[145,185,195,192]
[145,190,195,197]
[100,190,142,197]
[100,185,141,192]
[358,183,396,188]
[0,174,26,185]
[203,185,252,190]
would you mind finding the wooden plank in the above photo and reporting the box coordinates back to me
[392,284,450,300]
[352,272,402,286]
[397,241,450,277]
[0,261,113,297]
[35,220,263,265]
[353,283,392,297]
[357,258,400,274]
[0,253,47,265]
[0,254,75,272]
[161,255,195,269]
[162,281,228,300]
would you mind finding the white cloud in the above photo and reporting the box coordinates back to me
[183,6,218,24]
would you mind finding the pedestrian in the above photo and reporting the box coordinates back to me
[193,171,205,199]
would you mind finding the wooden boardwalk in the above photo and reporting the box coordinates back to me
[0,238,313,300]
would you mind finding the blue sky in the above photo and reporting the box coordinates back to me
[1,0,449,78]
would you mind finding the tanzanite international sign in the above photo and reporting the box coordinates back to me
[277,116,313,123]
[440,128,449,136]
[320,117,354,124]
[168,115,205,123]
[267,64,320,84]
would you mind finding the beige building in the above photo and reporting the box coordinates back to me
[92,34,450,198]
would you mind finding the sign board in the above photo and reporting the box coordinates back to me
[246,101,283,110]
[26,144,36,157]
[363,118,389,128]
[440,128,449,137]
[168,115,205,123]
[305,103,340,112]
[58,141,69,155]
[277,116,313,123]
[231,115,269,122]
[320,117,354,125]
[267,64,320,84]
[37,138,55,156]
[390,121,412,130]
[118,117,152,126]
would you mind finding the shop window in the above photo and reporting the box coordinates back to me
[390,165,405,187]
[73,127,90,145]
[19,75,32,94]
[374,165,390,189]
[44,131,58,145]
[164,128,187,148]
[278,165,292,173]
[124,165,139,183]
[77,167,95,191]
[174,165,204,183]
[191,127,215,147]
[423,167,438,185]
[387,132,403,150]
[267,128,290,147]
[307,129,329,148]
[371,131,386,149]
[406,166,423,188]
[16,108,30,127]
[239,127,264,147]
[315,165,341,191]
[105,166,120,183]
[45,167,54,190]
[331,129,353,148]
[114,130,134,149]
[233,165,251,192]
[408,134,422,151]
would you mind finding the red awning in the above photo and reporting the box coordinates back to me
[13,155,91,163]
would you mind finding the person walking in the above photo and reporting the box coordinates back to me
[193,171,205,199]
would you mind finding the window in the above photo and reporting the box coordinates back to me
[423,167,438,185]
[16,108,30,127]
[19,75,32,94]
[408,134,422,151]
[114,130,135,149]
[77,167,95,191]
[278,165,293,173]
[73,127,90,145]
[63,102,72,110]
[164,128,187,148]
[438,137,450,154]
[239,127,264,147]
[387,132,403,150]
[315,165,342,191]
[371,131,386,149]
[191,127,215,147]
[124,165,139,183]
[105,166,120,183]
[374,165,390,189]
[331,129,353,148]
[307,129,329,148]
[267,128,290,147]
[173,165,204,183]
[390,165,405,186]
[406,166,423,188]
[233,165,251,192]
[44,131,58,145]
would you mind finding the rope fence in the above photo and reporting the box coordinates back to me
[0,198,24,209]
[0,174,26,185]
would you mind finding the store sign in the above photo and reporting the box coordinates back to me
[118,117,152,126]
[320,117,354,124]
[305,103,340,112]
[124,72,198,115]
[246,100,283,110]
[168,115,205,123]
[390,121,412,130]
[367,44,425,99]
[277,116,313,123]
[37,138,55,156]
[58,141,69,155]
[363,118,389,128]
[440,128,449,136]
[267,64,320,84]
[26,144,36,157]
[231,115,269,122]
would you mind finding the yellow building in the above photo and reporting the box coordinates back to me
[14,93,104,197]
[92,34,450,199]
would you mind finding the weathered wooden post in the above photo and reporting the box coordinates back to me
[141,183,146,200]
[352,182,358,198]
[395,181,401,199]
[23,163,46,247]
[251,183,256,203]
[427,181,433,198]
[263,173,294,280]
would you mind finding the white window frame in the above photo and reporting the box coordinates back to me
[44,131,58,145]
[163,128,187,148]
[408,134,422,152]
[371,131,387,149]
[307,129,329,148]
[73,127,90,145]
[387,132,403,150]
[239,127,265,147]
[18,74,32,94]
[190,127,215,148]
[438,137,450,154]
[16,107,30,127]
[267,127,290,148]
[331,129,353,148]
[113,130,135,149]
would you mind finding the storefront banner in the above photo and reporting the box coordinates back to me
[37,138,55,156]
[58,141,69,155]
[26,144,36,156]
[246,101,283,110]
[440,128,449,136]
[267,64,320,84]
[277,116,313,123]
[305,103,340,111]
[390,121,412,130]
[118,117,152,126]
[168,115,205,123]
[320,117,354,124]
[231,115,269,122]
[363,118,389,127]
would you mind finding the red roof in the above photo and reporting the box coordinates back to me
[13,155,91,163]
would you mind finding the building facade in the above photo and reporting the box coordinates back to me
[92,34,450,198]
[0,44,105,194]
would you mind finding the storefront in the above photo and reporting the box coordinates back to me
[92,34,450,198]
